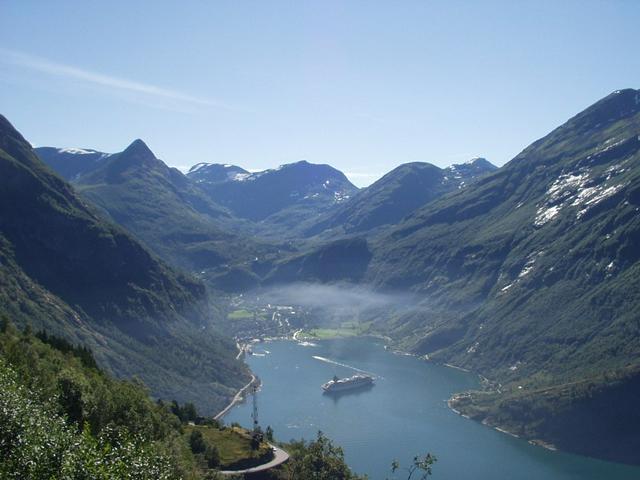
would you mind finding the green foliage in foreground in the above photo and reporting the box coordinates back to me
[0,322,180,440]
[276,431,368,480]
[0,323,265,479]
[390,453,437,480]
[0,116,250,415]
[0,323,185,478]
[0,359,175,479]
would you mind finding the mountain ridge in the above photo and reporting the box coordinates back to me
[358,88,640,462]
[303,157,497,236]
[187,159,359,224]
[1,114,249,413]
[20,88,640,463]
[37,138,277,291]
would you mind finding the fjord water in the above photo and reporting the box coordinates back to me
[226,338,639,479]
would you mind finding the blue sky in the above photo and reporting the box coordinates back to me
[1,1,638,186]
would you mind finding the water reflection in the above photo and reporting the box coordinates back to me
[323,383,375,404]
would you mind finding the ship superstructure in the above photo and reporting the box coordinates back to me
[322,374,374,393]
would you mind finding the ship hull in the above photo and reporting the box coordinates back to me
[321,375,374,393]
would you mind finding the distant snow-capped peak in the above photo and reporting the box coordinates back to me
[58,147,100,155]
[188,162,211,174]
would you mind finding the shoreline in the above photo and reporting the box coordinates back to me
[230,332,586,465]
[447,395,521,438]
[447,395,560,453]
[528,439,558,451]
[216,339,264,420]
[444,362,471,373]
[214,374,258,421]
[232,332,562,459]
[293,328,392,344]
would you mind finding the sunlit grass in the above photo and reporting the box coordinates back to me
[184,425,272,469]
[227,309,254,320]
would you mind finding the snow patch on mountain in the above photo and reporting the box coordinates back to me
[575,184,626,219]
[58,147,99,155]
[499,252,544,294]
[548,172,590,199]
[334,191,350,203]
[534,151,629,227]
[464,156,488,165]
[518,261,535,278]
[587,139,626,159]
[188,162,210,174]
[534,205,561,226]
[501,283,514,292]
[231,172,252,182]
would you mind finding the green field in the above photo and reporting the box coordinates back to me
[227,309,254,320]
[184,425,272,470]
[302,322,369,339]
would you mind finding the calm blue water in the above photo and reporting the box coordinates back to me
[225,337,640,479]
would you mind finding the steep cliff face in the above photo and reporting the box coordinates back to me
[37,138,273,290]
[0,114,249,413]
[363,89,640,463]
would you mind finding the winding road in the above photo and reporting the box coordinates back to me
[218,444,290,475]
[214,374,257,421]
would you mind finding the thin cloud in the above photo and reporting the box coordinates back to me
[0,48,236,112]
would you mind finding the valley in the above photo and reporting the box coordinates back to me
[3,4,639,478]
[225,336,640,480]
[2,87,639,476]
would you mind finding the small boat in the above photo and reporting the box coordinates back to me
[322,374,374,393]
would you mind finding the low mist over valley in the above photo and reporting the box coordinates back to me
[2,2,639,478]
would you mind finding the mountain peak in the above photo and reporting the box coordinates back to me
[275,160,347,177]
[188,162,211,174]
[122,138,155,159]
[192,158,357,221]
[611,88,639,100]
[568,88,640,132]
[275,160,312,171]
[596,88,640,113]
[74,138,163,184]
[187,162,249,184]
[463,157,497,170]
[447,157,497,176]
[0,113,29,149]
[291,159,310,166]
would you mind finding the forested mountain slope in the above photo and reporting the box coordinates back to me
[14,86,640,464]
[0,115,249,413]
[38,139,274,290]
[364,89,640,462]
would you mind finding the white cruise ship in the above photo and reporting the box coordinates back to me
[322,374,374,393]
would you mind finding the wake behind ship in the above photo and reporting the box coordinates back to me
[322,374,374,393]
